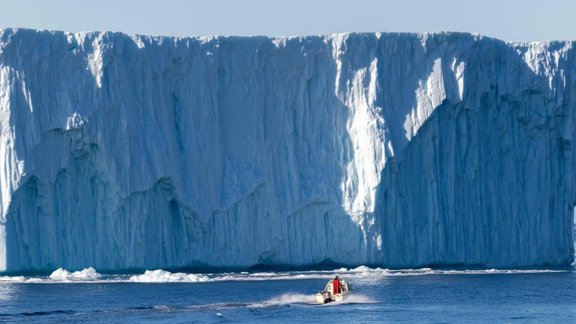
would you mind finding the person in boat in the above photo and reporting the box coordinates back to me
[317,275,348,303]
[332,275,341,295]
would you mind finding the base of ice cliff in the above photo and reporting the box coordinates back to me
[0,29,573,273]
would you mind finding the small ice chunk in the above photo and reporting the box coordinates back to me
[49,267,101,281]
[129,269,209,283]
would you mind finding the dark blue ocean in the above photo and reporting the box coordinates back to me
[0,266,574,323]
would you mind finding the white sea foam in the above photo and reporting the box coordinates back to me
[340,294,376,304]
[249,292,376,308]
[249,293,317,308]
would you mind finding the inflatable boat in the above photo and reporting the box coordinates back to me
[315,277,350,304]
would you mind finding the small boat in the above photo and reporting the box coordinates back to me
[315,277,350,304]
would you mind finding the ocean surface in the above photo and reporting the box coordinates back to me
[0,266,574,323]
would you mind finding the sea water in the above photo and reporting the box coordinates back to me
[0,266,574,323]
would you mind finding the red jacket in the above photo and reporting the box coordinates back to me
[333,278,340,294]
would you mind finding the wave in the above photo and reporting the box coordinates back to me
[0,265,570,284]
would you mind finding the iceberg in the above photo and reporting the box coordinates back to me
[0,28,573,273]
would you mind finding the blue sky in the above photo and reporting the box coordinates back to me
[1,0,574,41]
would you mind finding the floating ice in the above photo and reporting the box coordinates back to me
[0,275,26,283]
[49,267,102,281]
[129,269,209,283]
[0,265,570,284]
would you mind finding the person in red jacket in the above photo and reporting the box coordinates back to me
[332,276,340,295]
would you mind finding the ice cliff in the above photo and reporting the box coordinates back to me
[0,29,574,273]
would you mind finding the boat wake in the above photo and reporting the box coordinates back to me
[248,292,376,308]
[337,293,376,305]
[249,293,316,308]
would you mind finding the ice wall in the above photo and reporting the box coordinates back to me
[0,29,573,273]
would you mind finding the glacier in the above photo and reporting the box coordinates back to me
[0,28,574,273]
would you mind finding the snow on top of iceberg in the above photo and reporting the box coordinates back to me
[1,27,560,45]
